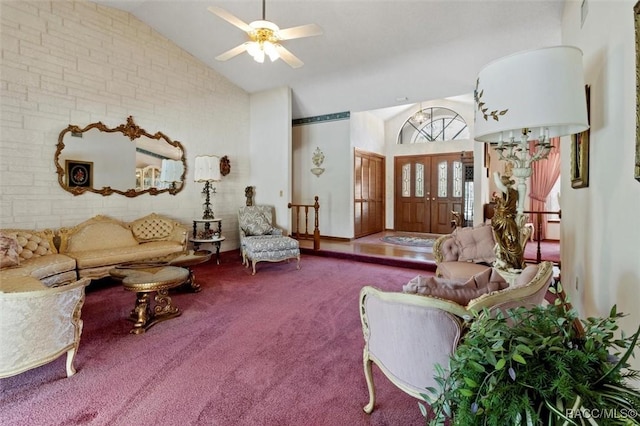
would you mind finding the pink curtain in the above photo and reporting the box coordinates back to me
[528,137,561,240]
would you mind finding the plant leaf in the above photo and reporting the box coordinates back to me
[495,358,506,370]
[513,353,527,364]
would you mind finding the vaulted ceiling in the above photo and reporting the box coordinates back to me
[94,0,566,119]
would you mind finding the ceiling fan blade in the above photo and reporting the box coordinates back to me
[278,23,323,40]
[215,43,249,61]
[275,44,304,68]
[207,6,253,32]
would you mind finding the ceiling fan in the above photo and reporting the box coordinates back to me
[208,0,323,68]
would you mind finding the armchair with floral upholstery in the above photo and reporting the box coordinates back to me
[359,261,553,414]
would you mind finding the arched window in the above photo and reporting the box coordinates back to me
[397,106,469,144]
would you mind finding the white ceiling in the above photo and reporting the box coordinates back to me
[94,0,566,119]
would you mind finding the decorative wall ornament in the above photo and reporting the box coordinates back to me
[311,147,325,177]
[220,155,231,176]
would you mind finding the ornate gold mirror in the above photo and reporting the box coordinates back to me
[55,116,186,197]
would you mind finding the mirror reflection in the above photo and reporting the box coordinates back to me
[55,116,186,197]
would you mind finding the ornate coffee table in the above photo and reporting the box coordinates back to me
[167,250,213,292]
[112,265,189,335]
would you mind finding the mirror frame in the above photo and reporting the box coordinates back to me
[55,116,187,197]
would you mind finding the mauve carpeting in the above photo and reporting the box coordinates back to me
[0,254,432,426]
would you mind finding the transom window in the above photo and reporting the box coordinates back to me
[397,106,469,144]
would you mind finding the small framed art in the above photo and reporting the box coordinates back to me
[65,160,93,188]
[571,85,591,188]
[635,1,640,181]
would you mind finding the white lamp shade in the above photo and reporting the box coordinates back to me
[160,159,184,183]
[474,46,589,142]
[194,155,221,182]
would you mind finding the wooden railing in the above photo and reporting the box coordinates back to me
[523,209,561,264]
[288,196,320,251]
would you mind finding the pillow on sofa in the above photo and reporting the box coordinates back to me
[129,215,175,242]
[454,225,496,264]
[0,233,20,269]
[242,213,273,236]
[402,273,505,306]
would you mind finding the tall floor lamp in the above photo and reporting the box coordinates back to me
[194,155,221,219]
[474,46,589,273]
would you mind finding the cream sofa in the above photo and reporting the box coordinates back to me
[58,213,188,279]
[0,229,77,289]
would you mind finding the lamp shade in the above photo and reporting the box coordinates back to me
[194,155,221,182]
[474,46,589,142]
[160,159,184,183]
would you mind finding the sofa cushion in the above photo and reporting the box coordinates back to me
[67,241,184,269]
[402,274,507,306]
[0,254,76,281]
[0,233,20,269]
[66,223,139,252]
[454,225,496,263]
[0,275,47,293]
[437,261,492,281]
[242,213,274,236]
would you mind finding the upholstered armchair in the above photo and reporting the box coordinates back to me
[238,205,283,264]
[238,205,300,274]
[0,277,90,379]
[359,261,553,414]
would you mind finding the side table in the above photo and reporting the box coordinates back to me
[189,218,225,264]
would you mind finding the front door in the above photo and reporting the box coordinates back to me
[394,153,465,234]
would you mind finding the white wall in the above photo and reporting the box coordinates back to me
[249,87,292,232]
[0,0,250,251]
[292,116,351,237]
[561,0,640,372]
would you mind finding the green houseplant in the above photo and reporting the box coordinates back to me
[423,291,640,425]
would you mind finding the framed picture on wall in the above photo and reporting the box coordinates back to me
[65,160,93,188]
[571,85,591,188]
[635,1,640,182]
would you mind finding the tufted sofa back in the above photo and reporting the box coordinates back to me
[1,229,57,261]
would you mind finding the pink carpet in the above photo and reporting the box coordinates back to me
[0,253,431,425]
[524,240,560,264]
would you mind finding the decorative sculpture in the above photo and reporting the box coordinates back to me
[491,172,525,272]
[245,186,254,206]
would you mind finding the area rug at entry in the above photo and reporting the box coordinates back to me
[380,235,436,247]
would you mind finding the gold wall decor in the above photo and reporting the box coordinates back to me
[635,1,640,181]
[55,116,186,197]
[571,85,591,188]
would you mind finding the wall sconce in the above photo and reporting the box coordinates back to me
[311,147,325,177]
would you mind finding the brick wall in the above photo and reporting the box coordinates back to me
[0,0,250,251]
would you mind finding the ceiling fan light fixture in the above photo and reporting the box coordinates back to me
[264,41,280,61]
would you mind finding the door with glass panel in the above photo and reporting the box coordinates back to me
[394,154,465,234]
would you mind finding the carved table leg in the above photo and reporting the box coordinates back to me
[130,292,151,335]
[177,268,201,293]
